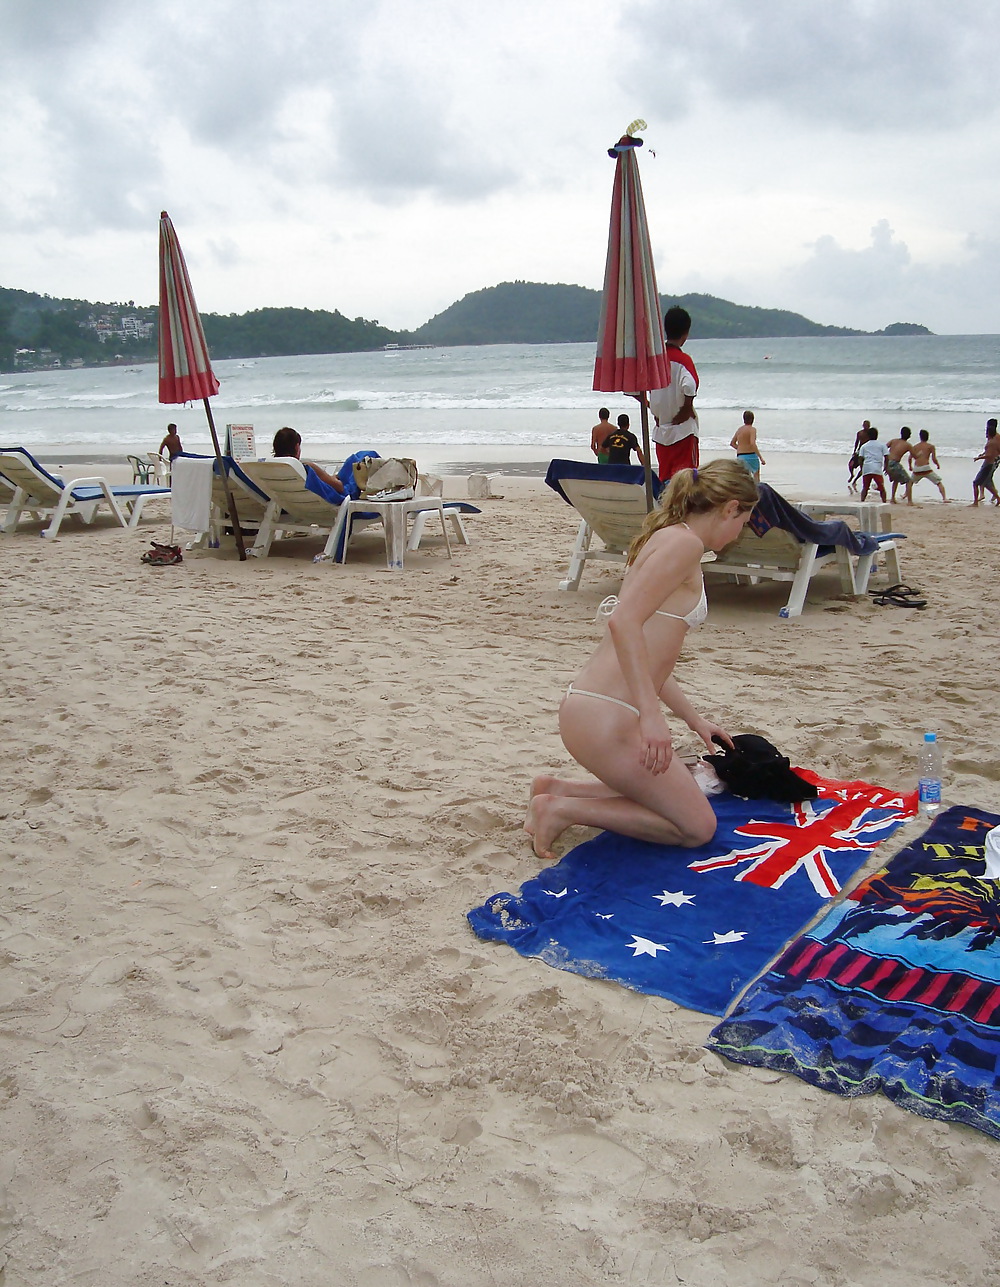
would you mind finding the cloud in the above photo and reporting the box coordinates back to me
[777,221,1000,332]
[627,0,1000,131]
[0,0,535,237]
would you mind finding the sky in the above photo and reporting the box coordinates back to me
[2,0,1000,334]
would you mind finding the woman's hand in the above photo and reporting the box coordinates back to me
[639,712,674,775]
[690,719,733,752]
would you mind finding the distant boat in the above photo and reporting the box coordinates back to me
[383,342,434,352]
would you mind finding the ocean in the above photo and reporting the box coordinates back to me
[2,336,997,491]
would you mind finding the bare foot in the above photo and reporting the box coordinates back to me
[524,793,566,861]
[530,773,563,799]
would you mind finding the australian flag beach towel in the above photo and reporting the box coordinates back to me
[469,773,916,1017]
[706,806,1000,1139]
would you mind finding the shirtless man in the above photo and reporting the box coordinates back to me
[909,430,949,503]
[972,419,1000,507]
[590,408,615,463]
[730,410,765,476]
[885,426,914,504]
[849,420,871,492]
[158,423,183,461]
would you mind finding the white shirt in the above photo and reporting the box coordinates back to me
[649,359,698,446]
[859,440,888,472]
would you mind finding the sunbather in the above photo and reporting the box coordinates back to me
[526,460,759,860]
[272,426,345,493]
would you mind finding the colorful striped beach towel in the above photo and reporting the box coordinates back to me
[707,806,1000,1138]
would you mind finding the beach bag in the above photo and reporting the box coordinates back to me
[354,456,418,500]
[703,733,818,803]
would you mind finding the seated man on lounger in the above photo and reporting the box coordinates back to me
[272,427,344,493]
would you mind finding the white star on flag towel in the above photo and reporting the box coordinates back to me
[654,890,695,907]
[627,935,669,957]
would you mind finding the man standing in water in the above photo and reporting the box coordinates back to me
[909,429,950,502]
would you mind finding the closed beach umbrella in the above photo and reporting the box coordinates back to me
[158,210,245,558]
[593,122,669,511]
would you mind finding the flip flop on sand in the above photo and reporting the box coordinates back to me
[872,590,927,609]
[869,583,922,599]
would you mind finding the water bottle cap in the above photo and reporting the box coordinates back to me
[924,732,937,742]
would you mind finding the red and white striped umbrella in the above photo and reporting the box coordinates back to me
[593,130,669,395]
[592,127,669,510]
[158,210,220,404]
[158,211,246,557]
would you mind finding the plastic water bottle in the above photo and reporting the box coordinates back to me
[918,732,943,816]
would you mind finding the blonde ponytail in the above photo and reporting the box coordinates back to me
[628,460,758,563]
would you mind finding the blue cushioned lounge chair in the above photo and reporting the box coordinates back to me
[0,447,170,539]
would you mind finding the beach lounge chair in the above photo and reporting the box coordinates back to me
[242,457,480,567]
[0,447,170,539]
[238,457,375,560]
[704,483,905,619]
[173,453,272,549]
[544,459,664,591]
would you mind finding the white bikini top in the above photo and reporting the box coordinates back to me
[596,579,708,629]
[595,521,708,629]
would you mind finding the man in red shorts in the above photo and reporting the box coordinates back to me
[647,306,700,481]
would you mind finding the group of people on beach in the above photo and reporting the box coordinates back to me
[848,422,949,504]
[848,416,1000,506]
[589,305,762,481]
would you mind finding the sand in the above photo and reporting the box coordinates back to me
[1,474,999,1287]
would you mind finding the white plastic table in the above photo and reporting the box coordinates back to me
[322,496,451,569]
[798,500,892,533]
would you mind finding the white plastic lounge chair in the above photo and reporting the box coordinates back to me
[703,487,905,619]
[177,454,272,549]
[544,459,664,591]
[0,447,170,539]
[239,458,380,560]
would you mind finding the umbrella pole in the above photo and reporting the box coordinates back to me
[203,398,247,561]
[639,397,655,513]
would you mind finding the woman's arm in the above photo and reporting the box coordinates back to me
[658,675,733,750]
[306,461,345,492]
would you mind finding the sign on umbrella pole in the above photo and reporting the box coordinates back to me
[593,123,670,513]
[158,211,246,560]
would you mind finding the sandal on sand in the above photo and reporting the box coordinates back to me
[872,590,926,609]
[141,542,183,566]
[870,582,922,599]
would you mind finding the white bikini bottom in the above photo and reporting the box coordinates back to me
[565,683,639,717]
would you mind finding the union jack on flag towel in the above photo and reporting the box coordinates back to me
[468,772,917,1016]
